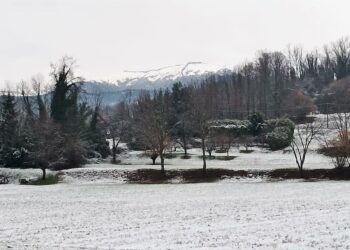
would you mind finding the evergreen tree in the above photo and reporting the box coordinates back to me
[50,56,80,128]
[170,82,191,155]
[0,93,26,167]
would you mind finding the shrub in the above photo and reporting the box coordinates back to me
[248,113,264,136]
[0,146,28,168]
[209,119,251,137]
[265,118,295,134]
[266,126,294,151]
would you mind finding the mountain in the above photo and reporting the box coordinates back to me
[116,62,226,89]
[81,81,142,106]
[82,62,228,105]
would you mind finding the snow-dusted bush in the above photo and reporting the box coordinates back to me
[209,117,294,151]
[266,120,295,151]
[209,119,251,137]
[265,118,295,135]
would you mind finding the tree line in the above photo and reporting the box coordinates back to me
[1,37,350,179]
[0,57,109,179]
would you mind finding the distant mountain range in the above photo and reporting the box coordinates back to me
[81,62,229,105]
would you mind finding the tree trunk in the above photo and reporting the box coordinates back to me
[42,168,46,180]
[151,153,158,165]
[182,121,187,156]
[160,154,165,174]
[201,137,207,174]
[299,167,303,178]
[112,135,116,163]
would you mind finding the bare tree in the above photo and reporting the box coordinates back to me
[332,37,350,79]
[31,75,48,121]
[188,82,212,174]
[240,135,254,153]
[290,121,320,177]
[136,90,171,173]
[107,102,129,163]
[319,112,350,168]
[256,51,272,118]
[28,120,64,180]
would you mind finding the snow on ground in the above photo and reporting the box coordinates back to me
[1,181,350,249]
[1,114,349,249]
[96,114,336,172]
[108,147,332,171]
[0,146,333,184]
[0,168,55,184]
[1,114,337,183]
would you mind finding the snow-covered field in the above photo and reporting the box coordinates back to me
[1,181,350,249]
[106,147,331,171]
[1,114,348,249]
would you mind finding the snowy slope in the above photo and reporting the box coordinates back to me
[117,62,226,89]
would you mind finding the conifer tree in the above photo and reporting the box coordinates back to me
[0,93,25,167]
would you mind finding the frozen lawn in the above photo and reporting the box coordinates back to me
[1,181,350,249]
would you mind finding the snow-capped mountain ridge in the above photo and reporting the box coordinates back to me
[82,62,230,105]
[113,62,228,89]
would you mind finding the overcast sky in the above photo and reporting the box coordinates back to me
[1,0,350,87]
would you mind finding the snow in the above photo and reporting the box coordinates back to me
[97,146,332,171]
[0,168,55,184]
[1,113,348,249]
[1,181,350,249]
[107,62,227,90]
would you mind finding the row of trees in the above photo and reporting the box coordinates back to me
[1,36,350,179]
[0,57,109,179]
[102,82,214,174]
[104,81,298,175]
[193,37,350,121]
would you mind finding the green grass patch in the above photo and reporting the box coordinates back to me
[110,159,122,164]
[164,153,178,159]
[215,149,227,154]
[215,156,237,161]
[198,155,216,160]
[197,155,236,161]
[239,150,254,154]
[22,174,60,185]
[180,155,191,159]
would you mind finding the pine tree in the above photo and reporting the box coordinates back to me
[171,82,190,155]
[0,93,25,167]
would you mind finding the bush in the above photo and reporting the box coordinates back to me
[0,175,9,184]
[0,146,28,168]
[265,118,295,134]
[248,113,264,136]
[209,119,251,137]
[264,118,295,150]
[266,126,294,151]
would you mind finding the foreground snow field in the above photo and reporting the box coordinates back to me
[1,181,350,249]
[0,114,346,249]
